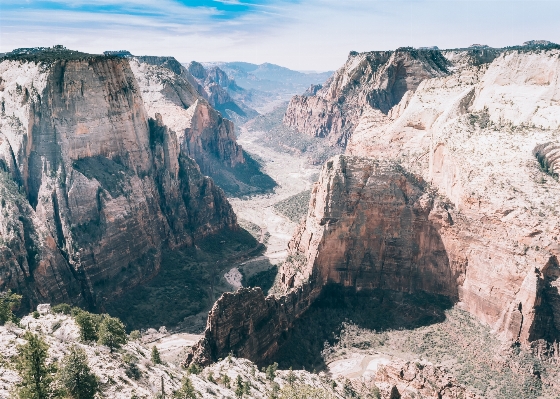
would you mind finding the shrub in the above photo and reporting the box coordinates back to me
[174,375,197,399]
[32,311,40,319]
[151,346,162,365]
[52,303,72,315]
[129,330,141,340]
[73,311,101,342]
[266,362,278,381]
[122,353,141,380]
[58,345,99,399]
[97,316,127,352]
[13,331,57,399]
[0,290,22,325]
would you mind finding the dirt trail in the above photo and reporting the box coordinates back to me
[227,126,319,282]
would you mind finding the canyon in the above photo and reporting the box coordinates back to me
[3,41,560,398]
[187,44,560,396]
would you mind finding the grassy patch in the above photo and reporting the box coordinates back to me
[273,190,311,223]
[103,228,261,331]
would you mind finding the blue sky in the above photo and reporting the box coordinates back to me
[1,1,559,70]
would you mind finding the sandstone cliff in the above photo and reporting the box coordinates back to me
[0,49,237,310]
[283,48,450,146]
[131,57,274,196]
[187,47,560,369]
[186,61,259,123]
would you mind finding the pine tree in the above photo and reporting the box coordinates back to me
[222,374,231,388]
[58,346,99,399]
[97,315,127,352]
[151,346,162,365]
[266,362,278,381]
[73,311,99,342]
[173,375,197,399]
[13,331,57,399]
[287,367,296,386]
[0,289,22,325]
[235,375,244,398]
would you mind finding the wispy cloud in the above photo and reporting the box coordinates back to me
[0,1,559,70]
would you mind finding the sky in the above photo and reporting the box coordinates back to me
[0,0,559,71]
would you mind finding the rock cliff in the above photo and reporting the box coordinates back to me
[0,49,237,310]
[131,57,274,196]
[186,61,259,123]
[188,47,560,368]
[283,48,450,146]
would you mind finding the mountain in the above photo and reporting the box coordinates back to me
[0,46,243,310]
[200,61,333,113]
[185,61,259,124]
[130,56,275,196]
[187,45,560,387]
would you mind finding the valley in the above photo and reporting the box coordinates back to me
[2,41,560,399]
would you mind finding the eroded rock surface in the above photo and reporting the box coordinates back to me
[0,53,236,309]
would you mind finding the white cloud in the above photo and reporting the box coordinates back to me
[1,0,559,71]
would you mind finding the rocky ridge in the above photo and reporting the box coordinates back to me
[0,49,237,310]
[186,61,259,123]
[187,47,560,374]
[283,48,450,147]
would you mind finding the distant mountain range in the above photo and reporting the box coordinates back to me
[196,61,333,113]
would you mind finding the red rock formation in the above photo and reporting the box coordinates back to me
[0,52,237,309]
[283,48,450,146]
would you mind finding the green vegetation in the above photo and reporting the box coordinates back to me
[151,346,162,364]
[97,316,128,352]
[278,384,335,399]
[51,303,72,315]
[73,310,102,342]
[1,46,103,64]
[246,103,342,165]
[174,375,197,399]
[273,190,311,223]
[58,346,99,399]
[0,289,22,325]
[265,362,278,381]
[13,332,57,399]
[104,228,261,331]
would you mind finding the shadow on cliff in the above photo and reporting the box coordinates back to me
[270,284,453,371]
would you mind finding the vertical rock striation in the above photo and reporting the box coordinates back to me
[0,51,236,309]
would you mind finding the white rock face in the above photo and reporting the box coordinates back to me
[346,48,560,344]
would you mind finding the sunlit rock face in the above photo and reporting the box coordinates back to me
[190,48,560,367]
[0,54,237,309]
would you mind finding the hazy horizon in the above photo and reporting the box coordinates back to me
[1,1,559,71]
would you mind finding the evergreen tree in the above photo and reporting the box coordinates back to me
[13,332,57,399]
[287,367,296,386]
[222,374,231,388]
[151,346,162,365]
[266,362,278,381]
[173,375,197,399]
[73,311,99,343]
[58,346,98,399]
[235,375,244,398]
[0,289,22,325]
[97,315,127,352]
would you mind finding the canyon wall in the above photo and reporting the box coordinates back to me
[0,52,237,309]
[131,57,274,196]
[283,48,450,146]
[187,47,560,366]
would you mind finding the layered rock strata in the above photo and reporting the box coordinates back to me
[187,47,560,367]
[283,48,450,146]
[0,52,236,309]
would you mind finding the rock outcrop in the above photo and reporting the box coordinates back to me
[131,57,274,196]
[186,61,258,123]
[188,47,560,368]
[283,48,450,146]
[0,49,237,309]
